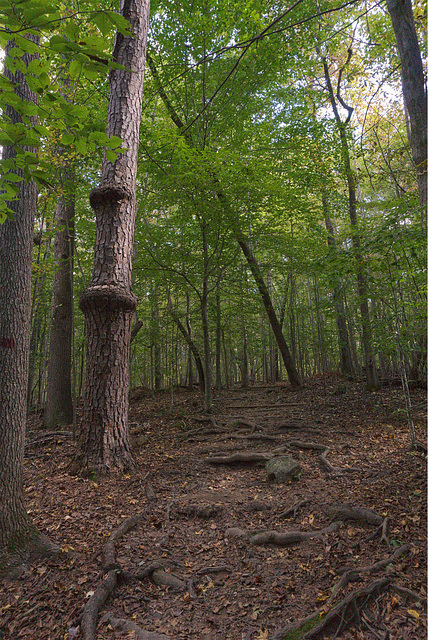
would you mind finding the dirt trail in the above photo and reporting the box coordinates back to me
[1,377,426,639]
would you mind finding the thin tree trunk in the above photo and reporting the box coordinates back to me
[150,286,162,391]
[186,293,194,389]
[323,199,355,377]
[322,54,379,390]
[233,229,301,387]
[167,293,205,392]
[45,165,75,428]
[147,54,301,388]
[215,281,222,389]
[241,322,249,389]
[201,224,212,411]
[74,0,150,475]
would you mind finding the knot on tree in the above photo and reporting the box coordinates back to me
[89,183,134,209]
[80,285,137,313]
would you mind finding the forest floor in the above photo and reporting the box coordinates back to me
[1,375,427,640]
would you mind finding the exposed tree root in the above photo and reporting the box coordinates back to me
[80,513,146,640]
[101,614,168,639]
[272,577,392,639]
[287,440,360,474]
[365,516,391,545]
[327,503,382,526]
[272,545,411,639]
[205,451,273,464]
[196,564,232,575]
[226,521,342,547]
[214,432,281,444]
[392,584,427,603]
[152,568,186,590]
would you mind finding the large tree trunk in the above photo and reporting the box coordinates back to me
[386,0,427,216]
[74,0,150,475]
[45,165,75,429]
[0,36,59,578]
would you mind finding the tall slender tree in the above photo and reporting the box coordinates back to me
[73,0,151,474]
[45,161,75,429]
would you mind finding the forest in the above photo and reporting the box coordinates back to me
[0,0,426,638]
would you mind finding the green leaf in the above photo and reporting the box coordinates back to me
[92,11,114,37]
[61,132,75,145]
[75,138,87,154]
[69,60,82,79]
[105,11,133,36]
[7,47,24,58]
[4,172,24,183]
[105,135,123,149]
[105,149,117,162]
[88,131,109,144]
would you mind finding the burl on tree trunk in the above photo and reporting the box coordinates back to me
[72,0,150,475]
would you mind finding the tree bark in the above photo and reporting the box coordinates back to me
[74,0,150,475]
[45,165,75,429]
[0,35,59,578]
[386,0,427,215]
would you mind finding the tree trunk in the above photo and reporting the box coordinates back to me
[186,293,194,389]
[323,201,355,378]
[240,322,249,389]
[45,165,75,429]
[150,286,162,391]
[0,36,59,578]
[147,54,301,388]
[386,0,427,215]
[235,230,301,387]
[200,223,213,411]
[74,0,150,475]
[322,55,380,390]
[215,282,222,389]
[167,294,205,392]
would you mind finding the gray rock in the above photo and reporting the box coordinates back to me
[266,456,301,482]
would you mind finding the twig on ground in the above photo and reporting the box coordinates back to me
[277,499,310,519]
